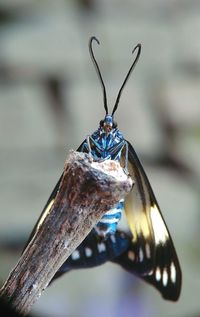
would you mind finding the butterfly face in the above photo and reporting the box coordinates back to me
[100,115,117,134]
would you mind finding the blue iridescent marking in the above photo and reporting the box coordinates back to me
[95,200,124,236]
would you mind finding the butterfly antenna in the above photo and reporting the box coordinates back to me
[112,43,141,116]
[89,36,108,115]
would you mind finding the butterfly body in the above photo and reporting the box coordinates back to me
[24,37,182,301]
[80,115,126,237]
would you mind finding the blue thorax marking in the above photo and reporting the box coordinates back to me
[87,127,125,160]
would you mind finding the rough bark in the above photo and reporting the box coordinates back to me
[0,151,133,316]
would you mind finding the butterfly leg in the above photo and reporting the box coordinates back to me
[79,136,100,157]
[120,141,129,175]
[82,135,103,160]
[86,135,92,153]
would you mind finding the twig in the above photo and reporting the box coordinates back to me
[0,151,132,316]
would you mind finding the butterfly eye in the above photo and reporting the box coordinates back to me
[100,120,104,127]
[113,121,117,128]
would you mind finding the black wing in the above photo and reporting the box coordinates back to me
[119,141,181,301]
[22,141,86,252]
[51,229,131,283]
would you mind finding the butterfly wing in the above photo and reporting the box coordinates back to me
[143,230,182,301]
[22,141,86,251]
[120,142,155,274]
[51,229,131,283]
[120,140,182,300]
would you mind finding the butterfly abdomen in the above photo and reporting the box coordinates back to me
[94,199,124,237]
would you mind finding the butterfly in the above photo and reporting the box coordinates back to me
[24,37,182,301]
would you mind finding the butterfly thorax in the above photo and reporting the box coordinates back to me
[90,127,124,160]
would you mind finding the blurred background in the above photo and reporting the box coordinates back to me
[0,0,200,316]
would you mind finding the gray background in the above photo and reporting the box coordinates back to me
[0,1,200,317]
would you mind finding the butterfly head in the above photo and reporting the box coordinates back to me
[100,115,117,134]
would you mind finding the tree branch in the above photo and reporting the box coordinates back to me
[0,151,133,316]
